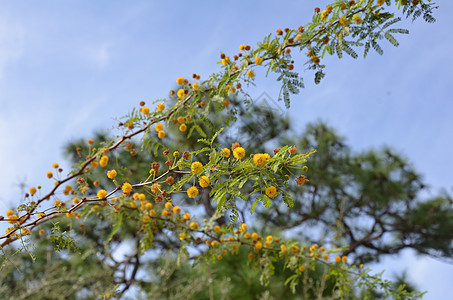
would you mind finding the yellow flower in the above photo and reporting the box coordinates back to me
[265,186,277,198]
[142,106,150,114]
[172,206,181,214]
[6,210,14,216]
[255,56,263,65]
[122,182,132,195]
[176,77,184,85]
[91,161,98,169]
[177,88,185,98]
[107,169,117,179]
[199,176,210,188]
[179,124,187,132]
[190,222,199,230]
[187,186,199,198]
[191,161,203,174]
[253,153,269,166]
[298,265,305,272]
[158,131,166,138]
[52,163,59,169]
[221,57,230,65]
[142,215,150,223]
[97,189,107,199]
[335,256,342,263]
[165,202,172,209]
[247,70,255,79]
[233,147,245,159]
[255,241,263,250]
[280,244,287,253]
[29,187,37,196]
[157,103,165,112]
[183,212,190,220]
[155,123,163,131]
[100,156,109,167]
[8,215,18,224]
[46,171,53,178]
[221,148,231,158]
[239,44,246,51]
[192,82,199,90]
[214,225,221,233]
[54,199,62,207]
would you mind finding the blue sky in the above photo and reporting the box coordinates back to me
[0,1,452,298]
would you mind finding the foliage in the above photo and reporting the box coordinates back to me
[0,1,442,299]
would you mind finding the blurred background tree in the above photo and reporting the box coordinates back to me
[1,97,451,299]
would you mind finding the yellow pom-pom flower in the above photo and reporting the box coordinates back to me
[199,176,210,188]
[192,82,199,90]
[187,186,199,198]
[122,182,132,195]
[172,206,181,214]
[191,162,203,174]
[52,163,59,169]
[190,222,199,230]
[255,57,263,65]
[46,171,53,178]
[158,131,166,138]
[247,70,255,79]
[265,186,277,198]
[176,77,184,85]
[177,88,185,98]
[255,241,263,250]
[155,123,163,131]
[29,187,37,196]
[142,106,150,114]
[100,156,109,167]
[97,189,107,199]
[107,169,117,179]
[221,148,231,158]
[179,124,187,132]
[157,103,165,112]
[233,147,245,159]
[253,153,268,166]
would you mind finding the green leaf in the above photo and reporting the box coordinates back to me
[106,213,123,243]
